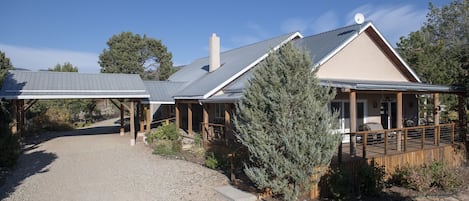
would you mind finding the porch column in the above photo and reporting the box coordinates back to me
[120,102,125,136]
[19,99,25,138]
[203,104,209,148]
[458,94,466,142]
[434,93,440,145]
[396,92,403,151]
[225,103,232,143]
[139,103,144,134]
[349,90,357,157]
[130,101,136,146]
[175,102,180,128]
[146,105,151,134]
[188,103,193,135]
[10,100,17,135]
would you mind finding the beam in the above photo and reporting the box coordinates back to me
[203,104,209,148]
[120,102,125,136]
[175,102,180,128]
[138,103,144,133]
[434,93,440,145]
[19,99,25,138]
[24,99,38,112]
[10,100,17,134]
[349,90,357,157]
[146,105,151,134]
[188,103,193,135]
[130,101,135,146]
[396,92,403,151]
[225,103,232,143]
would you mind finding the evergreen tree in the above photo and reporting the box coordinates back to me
[234,43,341,200]
[99,32,175,80]
[49,62,78,72]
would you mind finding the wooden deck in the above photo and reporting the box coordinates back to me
[331,123,466,173]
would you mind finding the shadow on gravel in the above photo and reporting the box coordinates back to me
[0,150,57,200]
[24,125,121,149]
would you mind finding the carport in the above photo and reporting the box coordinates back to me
[0,70,152,145]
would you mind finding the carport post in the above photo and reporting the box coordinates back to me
[130,101,136,146]
[120,102,125,136]
[11,100,18,134]
[145,105,151,134]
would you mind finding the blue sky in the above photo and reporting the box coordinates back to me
[0,0,452,73]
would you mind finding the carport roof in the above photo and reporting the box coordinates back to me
[0,70,150,100]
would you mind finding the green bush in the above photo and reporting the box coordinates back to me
[147,123,179,144]
[326,167,353,201]
[0,133,21,168]
[148,123,181,156]
[205,152,219,169]
[358,161,386,196]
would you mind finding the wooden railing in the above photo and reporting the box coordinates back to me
[336,123,457,163]
[200,123,226,146]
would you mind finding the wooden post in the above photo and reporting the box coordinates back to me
[396,92,403,151]
[349,90,357,157]
[434,93,440,145]
[404,129,408,152]
[10,100,18,134]
[120,102,125,136]
[224,103,232,143]
[175,102,180,128]
[384,130,388,155]
[139,103,144,133]
[188,103,193,135]
[130,101,135,146]
[421,128,425,149]
[203,104,209,148]
[146,105,151,134]
[19,100,25,138]
[458,94,466,142]
[362,132,367,158]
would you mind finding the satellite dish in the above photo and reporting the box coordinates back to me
[354,13,365,25]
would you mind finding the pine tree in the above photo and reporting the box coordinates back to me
[234,42,341,200]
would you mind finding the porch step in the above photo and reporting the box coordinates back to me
[214,185,257,201]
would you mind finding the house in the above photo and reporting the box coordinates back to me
[149,21,466,168]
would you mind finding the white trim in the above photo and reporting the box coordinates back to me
[313,25,363,69]
[7,89,147,93]
[1,94,150,100]
[201,32,304,99]
[148,101,174,105]
[367,24,421,83]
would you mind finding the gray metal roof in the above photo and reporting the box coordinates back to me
[293,22,366,66]
[319,79,464,93]
[143,81,186,104]
[0,70,150,99]
[170,32,301,99]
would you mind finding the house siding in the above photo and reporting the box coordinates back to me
[316,32,409,82]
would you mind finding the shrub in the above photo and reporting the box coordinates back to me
[148,123,181,156]
[326,167,353,201]
[0,133,21,168]
[205,152,219,169]
[391,161,462,193]
[358,161,385,196]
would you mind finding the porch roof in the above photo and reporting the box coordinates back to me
[0,70,150,100]
[320,79,465,93]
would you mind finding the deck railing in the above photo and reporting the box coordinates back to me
[335,123,457,163]
[200,123,226,146]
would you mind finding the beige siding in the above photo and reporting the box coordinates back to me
[317,32,408,82]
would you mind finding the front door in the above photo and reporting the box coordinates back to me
[380,102,397,129]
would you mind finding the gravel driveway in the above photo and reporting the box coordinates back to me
[0,119,229,201]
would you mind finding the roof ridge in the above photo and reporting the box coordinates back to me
[304,21,371,38]
[219,31,298,55]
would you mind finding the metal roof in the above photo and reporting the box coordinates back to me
[0,70,150,99]
[319,79,465,93]
[143,81,186,104]
[170,32,302,99]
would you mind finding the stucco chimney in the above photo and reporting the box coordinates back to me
[209,33,220,72]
